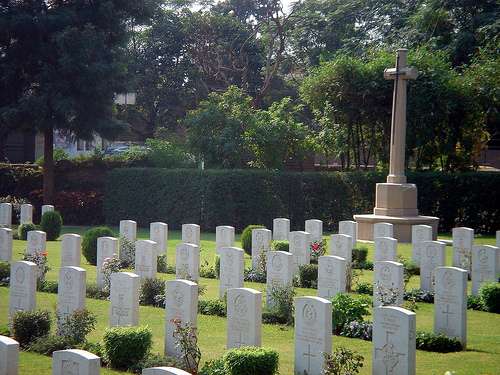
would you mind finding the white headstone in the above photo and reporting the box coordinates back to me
[374,222,394,239]
[164,280,198,358]
[452,227,474,273]
[339,220,357,248]
[372,306,416,375]
[252,228,272,270]
[96,237,118,287]
[227,288,262,349]
[175,243,199,282]
[305,219,323,243]
[471,245,500,296]
[0,228,13,261]
[273,218,290,241]
[120,220,137,262]
[266,251,293,307]
[41,205,54,217]
[142,368,191,375]
[317,255,346,299]
[411,224,432,265]
[9,261,37,317]
[0,335,19,375]
[61,234,82,267]
[329,234,352,261]
[373,261,404,308]
[497,230,500,250]
[26,230,46,255]
[52,349,100,375]
[57,266,86,332]
[433,266,467,348]
[0,203,12,228]
[182,224,200,246]
[294,296,332,375]
[216,226,235,255]
[150,222,168,256]
[20,203,33,224]
[135,240,157,280]
[419,241,446,292]
[290,231,311,275]
[374,237,398,262]
[219,247,245,300]
[110,272,140,327]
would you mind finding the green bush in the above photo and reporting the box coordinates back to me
[479,282,500,313]
[37,280,58,293]
[82,226,114,265]
[331,294,371,334]
[11,309,51,348]
[355,282,373,295]
[241,225,266,255]
[27,334,70,355]
[57,307,97,345]
[323,346,364,375]
[18,221,36,241]
[86,281,108,299]
[39,211,63,240]
[352,247,368,263]
[128,352,182,374]
[103,325,153,369]
[271,240,289,252]
[140,277,166,306]
[297,263,318,288]
[200,358,226,375]
[77,341,105,360]
[264,282,296,325]
[198,299,227,317]
[214,255,221,279]
[0,261,10,282]
[223,347,279,375]
[416,332,463,352]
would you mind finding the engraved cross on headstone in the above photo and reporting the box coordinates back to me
[303,344,316,372]
[235,332,245,348]
[225,278,233,289]
[443,304,454,326]
[384,49,418,184]
[374,331,406,375]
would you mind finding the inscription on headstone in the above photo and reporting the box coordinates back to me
[374,237,398,262]
[411,225,432,266]
[374,222,394,239]
[219,247,244,300]
[452,227,474,273]
[150,222,168,256]
[373,261,404,308]
[135,240,157,280]
[252,228,271,270]
[182,224,200,246]
[96,237,118,287]
[216,226,235,255]
[0,228,13,261]
[266,251,293,307]
[317,255,346,299]
[339,220,357,248]
[305,219,323,243]
[110,272,140,327]
[273,218,290,241]
[227,288,262,349]
[471,245,500,296]
[52,349,100,375]
[9,261,37,318]
[61,234,82,267]
[0,203,12,228]
[289,231,311,275]
[57,266,86,333]
[120,220,137,263]
[20,203,33,224]
[419,241,446,292]
[330,234,353,261]
[175,243,199,282]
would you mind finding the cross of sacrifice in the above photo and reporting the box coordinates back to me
[374,331,406,374]
[303,344,316,372]
[384,49,418,184]
[443,304,454,326]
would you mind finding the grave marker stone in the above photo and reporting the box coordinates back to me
[150,222,168,256]
[227,288,262,349]
[164,280,198,358]
[374,222,394,239]
[175,243,199,282]
[452,227,474,273]
[339,220,357,248]
[419,241,446,292]
[330,234,353,261]
[471,245,500,296]
[61,234,82,267]
[216,226,235,255]
[497,230,500,250]
[9,261,37,317]
[373,261,404,308]
[266,251,293,307]
[41,205,54,217]
[219,247,244,300]
[273,218,290,241]
[142,368,191,375]
[52,349,100,375]
[305,219,323,243]
[434,266,467,348]
[317,255,346,299]
[110,272,140,327]
[57,266,86,332]
[26,230,46,255]
[120,220,137,263]
[411,225,432,265]
[1,203,12,228]
[372,306,416,375]
[374,237,398,262]
[290,231,311,275]
[96,237,118,287]
[20,203,33,224]
[0,228,13,261]
[182,224,200,246]
[252,228,272,270]
[294,296,332,375]
[0,335,19,375]
[135,240,157,280]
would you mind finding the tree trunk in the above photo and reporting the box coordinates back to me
[43,129,54,205]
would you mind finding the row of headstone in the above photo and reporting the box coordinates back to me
[1,203,53,227]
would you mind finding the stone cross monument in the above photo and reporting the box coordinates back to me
[354,49,439,243]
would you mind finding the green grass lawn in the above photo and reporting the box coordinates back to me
[1,227,499,374]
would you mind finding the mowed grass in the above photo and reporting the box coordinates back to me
[0,227,499,374]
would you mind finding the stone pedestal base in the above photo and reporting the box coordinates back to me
[354,214,439,243]
[374,183,418,216]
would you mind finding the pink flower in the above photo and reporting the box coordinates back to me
[104,257,111,262]
[313,244,319,250]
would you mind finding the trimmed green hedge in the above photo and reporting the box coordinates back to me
[103,169,500,233]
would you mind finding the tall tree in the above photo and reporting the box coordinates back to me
[0,0,159,203]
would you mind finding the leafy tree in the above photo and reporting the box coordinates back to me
[0,0,159,203]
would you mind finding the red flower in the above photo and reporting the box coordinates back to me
[313,244,319,250]
[42,253,47,256]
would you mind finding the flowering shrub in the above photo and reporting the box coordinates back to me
[404,289,434,303]
[244,268,266,283]
[21,251,50,282]
[120,236,135,268]
[310,239,327,264]
[323,346,364,375]
[375,282,400,306]
[171,318,202,374]
[101,254,122,294]
[340,321,373,341]
[0,261,10,287]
